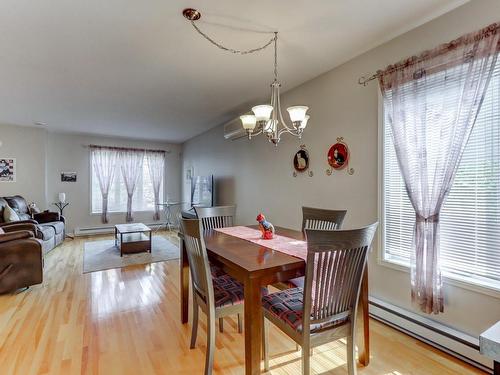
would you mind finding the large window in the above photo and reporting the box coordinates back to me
[91,156,163,213]
[382,59,500,289]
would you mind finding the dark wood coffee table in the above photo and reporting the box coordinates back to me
[114,223,152,257]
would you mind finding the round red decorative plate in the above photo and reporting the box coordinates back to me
[327,142,349,170]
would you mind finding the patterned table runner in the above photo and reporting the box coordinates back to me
[214,226,307,261]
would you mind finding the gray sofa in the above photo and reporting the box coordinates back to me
[0,196,65,255]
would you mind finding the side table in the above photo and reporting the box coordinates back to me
[53,202,73,239]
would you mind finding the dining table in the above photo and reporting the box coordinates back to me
[178,225,370,375]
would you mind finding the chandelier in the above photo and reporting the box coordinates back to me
[183,8,310,145]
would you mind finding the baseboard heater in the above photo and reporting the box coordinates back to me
[74,223,166,237]
[369,297,492,373]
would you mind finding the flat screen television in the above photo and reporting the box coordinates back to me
[191,175,214,207]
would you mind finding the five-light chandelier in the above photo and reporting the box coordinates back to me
[183,8,310,145]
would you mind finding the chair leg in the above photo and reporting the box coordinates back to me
[262,316,269,372]
[190,299,199,349]
[301,340,310,375]
[219,317,224,333]
[237,314,243,333]
[205,309,216,375]
[346,332,356,375]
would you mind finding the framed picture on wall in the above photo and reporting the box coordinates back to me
[0,158,16,182]
[61,172,77,182]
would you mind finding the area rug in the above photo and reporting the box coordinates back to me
[83,236,179,273]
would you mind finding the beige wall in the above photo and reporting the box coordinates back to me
[46,132,182,233]
[182,0,500,337]
[0,124,47,206]
[0,124,182,233]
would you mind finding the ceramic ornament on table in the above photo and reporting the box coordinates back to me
[256,213,275,240]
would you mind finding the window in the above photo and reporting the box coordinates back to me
[91,156,162,213]
[382,59,500,289]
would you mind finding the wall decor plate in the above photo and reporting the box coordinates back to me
[293,147,309,172]
[328,142,349,170]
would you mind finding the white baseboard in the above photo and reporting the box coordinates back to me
[369,297,492,373]
[74,223,167,237]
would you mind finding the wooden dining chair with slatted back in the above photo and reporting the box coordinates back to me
[302,206,347,232]
[179,218,245,375]
[262,223,378,375]
[194,205,236,231]
[194,205,241,333]
[278,207,348,291]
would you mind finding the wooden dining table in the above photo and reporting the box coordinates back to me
[179,225,370,375]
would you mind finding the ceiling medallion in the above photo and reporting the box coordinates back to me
[183,8,310,146]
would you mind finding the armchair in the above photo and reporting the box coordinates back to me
[0,228,43,294]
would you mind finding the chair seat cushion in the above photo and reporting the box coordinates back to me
[213,274,245,308]
[44,221,64,235]
[212,274,269,308]
[286,276,304,289]
[210,264,226,278]
[262,288,348,333]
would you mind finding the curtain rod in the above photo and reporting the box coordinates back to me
[358,73,380,86]
[88,144,171,154]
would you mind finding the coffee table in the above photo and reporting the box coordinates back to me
[114,223,152,257]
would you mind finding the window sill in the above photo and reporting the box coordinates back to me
[377,257,500,300]
[90,210,157,216]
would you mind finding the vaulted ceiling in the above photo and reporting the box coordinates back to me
[0,0,468,142]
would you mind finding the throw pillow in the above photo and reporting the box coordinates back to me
[3,205,20,222]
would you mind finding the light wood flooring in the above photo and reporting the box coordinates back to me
[0,233,486,375]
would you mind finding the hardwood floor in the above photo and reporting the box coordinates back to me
[0,233,486,375]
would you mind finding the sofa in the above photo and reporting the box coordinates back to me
[0,195,65,255]
[0,225,43,293]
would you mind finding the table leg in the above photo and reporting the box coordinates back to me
[494,360,500,375]
[149,231,152,253]
[120,233,123,257]
[244,277,263,375]
[114,227,117,246]
[357,265,370,366]
[180,237,189,324]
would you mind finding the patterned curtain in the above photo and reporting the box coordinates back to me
[90,146,120,224]
[379,23,500,314]
[119,150,145,222]
[146,150,166,221]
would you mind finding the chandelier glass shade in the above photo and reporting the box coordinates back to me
[182,8,309,146]
[240,33,310,145]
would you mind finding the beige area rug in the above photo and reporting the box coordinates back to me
[83,236,179,273]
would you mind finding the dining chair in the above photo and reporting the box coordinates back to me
[279,206,348,290]
[262,223,378,375]
[194,205,236,230]
[301,206,347,232]
[180,218,245,375]
[194,205,240,332]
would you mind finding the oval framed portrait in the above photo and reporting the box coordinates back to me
[327,142,349,170]
[293,148,310,172]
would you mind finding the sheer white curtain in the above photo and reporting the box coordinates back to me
[119,150,145,222]
[379,23,500,314]
[90,146,120,224]
[146,150,166,221]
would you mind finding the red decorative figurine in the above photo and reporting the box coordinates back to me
[256,213,275,240]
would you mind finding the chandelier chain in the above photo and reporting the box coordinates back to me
[190,21,276,55]
[273,32,278,81]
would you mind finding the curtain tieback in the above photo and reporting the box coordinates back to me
[416,213,440,223]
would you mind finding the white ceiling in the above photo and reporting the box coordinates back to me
[0,0,468,143]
